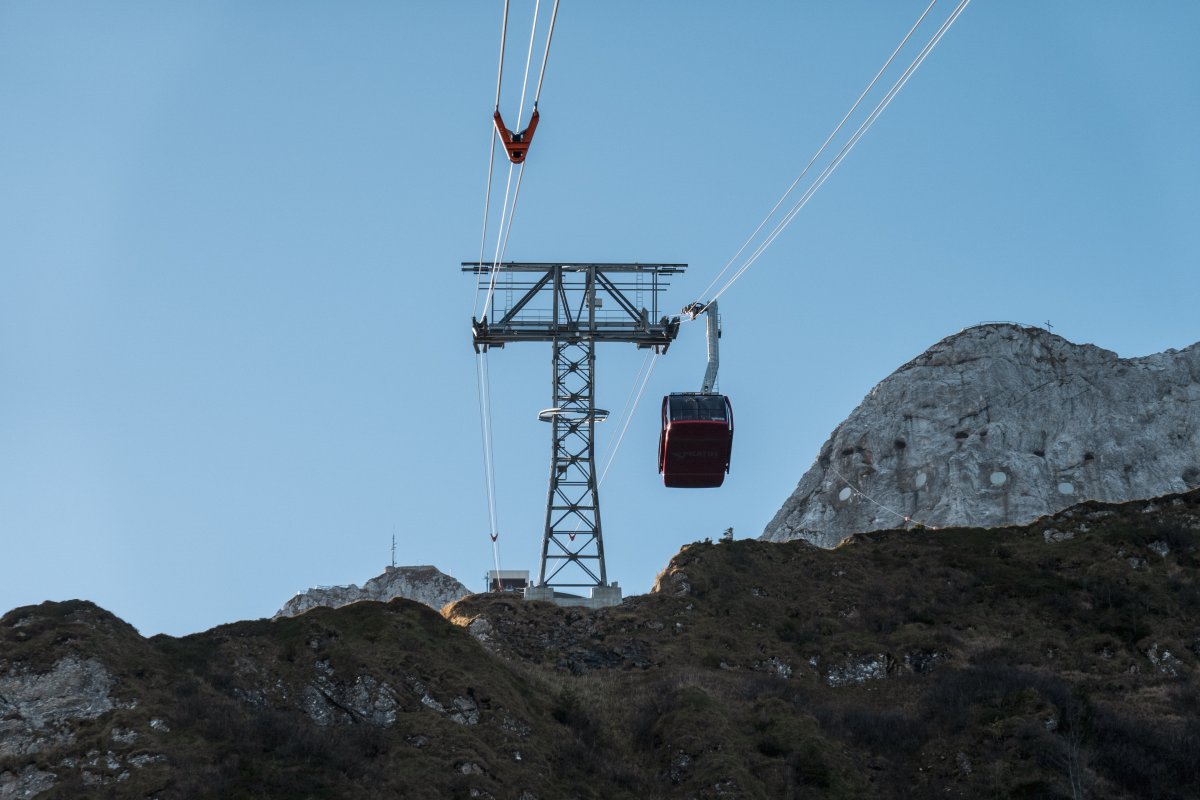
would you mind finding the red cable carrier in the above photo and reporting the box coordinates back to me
[493,108,539,164]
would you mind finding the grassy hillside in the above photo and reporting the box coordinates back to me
[3,491,1199,798]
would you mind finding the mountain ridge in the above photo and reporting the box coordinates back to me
[4,488,1198,798]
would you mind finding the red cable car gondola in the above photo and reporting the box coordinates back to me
[659,392,733,487]
[658,301,734,488]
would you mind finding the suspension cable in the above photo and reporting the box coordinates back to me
[476,0,513,316]
[479,160,525,326]
[481,1,552,318]
[709,0,972,302]
[481,161,517,316]
[697,0,939,302]
[826,462,930,528]
[494,0,509,109]
[745,0,970,278]
[475,131,500,317]
[475,0,516,572]
[473,0,565,569]
[595,351,653,486]
[482,354,499,534]
[599,353,660,486]
[533,0,560,107]
[475,354,497,536]
[514,0,541,131]
[476,352,503,568]
[497,165,526,269]
[608,351,654,445]
[474,157,514,563]
[563,351,658,540]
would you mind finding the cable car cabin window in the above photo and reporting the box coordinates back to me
[668,394,728,422]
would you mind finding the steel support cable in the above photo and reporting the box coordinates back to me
[473,0,511,572]
[476,353,503,573]
[484,0,550,310]
[482,353,502,552]
[474,164,524,553]
[729,0,970,283]
[480,0,535,317]
[756,0,969,271]
[514,0,541,132]
[491,532,503,580]
[498,164,527,261]
[494,0,510,109]
[475,355,497,537]
[482,1,559,314]
[697,0,939,303]
[474,130,501,318]
[558,351,656,540]
[599,353,660,486]
[608,351,654,453]
[826,463,930,528]
[710,0,971,303]
[476,0,513,316]
[476,2,564,572]
[476,0,562,572]
[482,354,500,536]
[474,96,513,557]
[482,0,537,318]
[533,0,561,107]
[593,351,653,488]
[474,1,550,564]
[482,161,517,315]
[476,205,511,540]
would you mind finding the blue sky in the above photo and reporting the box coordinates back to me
[3,2,1198,636]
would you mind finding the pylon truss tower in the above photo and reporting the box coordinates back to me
[465,261,685,603]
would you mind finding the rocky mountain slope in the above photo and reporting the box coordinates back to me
[3,489,1199,799]
[274,564,470,618]
[764,323,1200,548]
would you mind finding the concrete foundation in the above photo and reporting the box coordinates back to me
[524,583,623,608]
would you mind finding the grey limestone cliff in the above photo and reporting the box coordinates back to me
[763,323,1200,547]
[274,565,470,617]
[0,655,115,760]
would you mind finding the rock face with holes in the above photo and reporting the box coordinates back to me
[763,323,1200,547]
[274,565,470,618]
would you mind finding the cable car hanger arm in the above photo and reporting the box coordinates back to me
[682,300,721,394]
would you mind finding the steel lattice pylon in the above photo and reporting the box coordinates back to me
[541,338,604,587]
[464,261,685,602]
